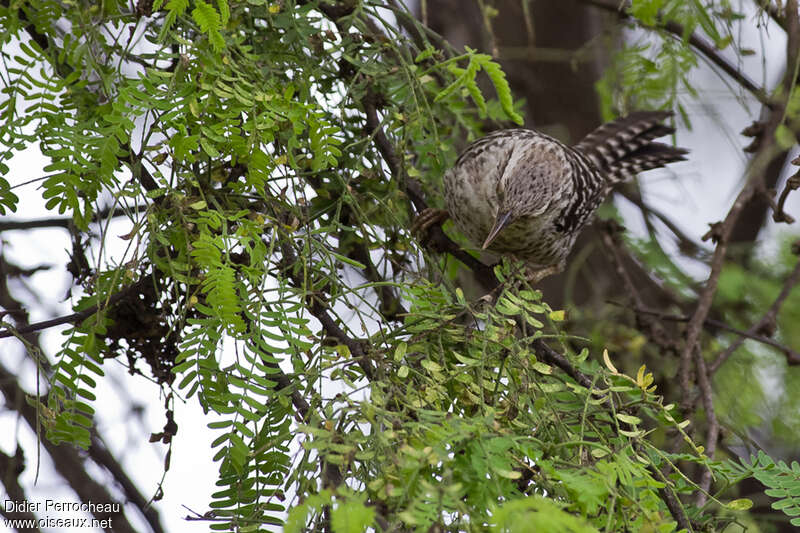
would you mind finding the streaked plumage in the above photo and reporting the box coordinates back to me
[443,111,688,273]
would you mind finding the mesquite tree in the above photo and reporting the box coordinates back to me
[1,1,799,532]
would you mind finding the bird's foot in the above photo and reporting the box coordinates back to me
[524,263,562,285]
[410,208,450,246]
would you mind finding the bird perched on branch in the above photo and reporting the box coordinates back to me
[418,111,688,282]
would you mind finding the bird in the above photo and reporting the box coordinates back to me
[422,111,688,282]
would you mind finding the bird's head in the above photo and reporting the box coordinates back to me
[482,156,555,249]
[482,177,525,250]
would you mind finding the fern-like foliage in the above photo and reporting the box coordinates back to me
[434,47,523,125]
[724,451,800,526]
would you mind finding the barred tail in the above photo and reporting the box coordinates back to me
[574,111,688,183]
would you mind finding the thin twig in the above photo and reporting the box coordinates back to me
[755,0,788,31]
[0,205,149,232]
[601,226,646,308]
[600,225,679,353]
[387,0,456,59]
[693,348,719,508]
[618,188,703,257]
[675,0,800,442]
[88,433,166,533]
[709,257,800,371]
[532,338,593,389]
[648,464,694,532]
[496,46,588,63]
[679,115,786,411]
[772,172,800,224]
[280,242,376,381]
[629,306,800,364]
[475,0,500,57]
[521,0,536,47]
[0,275,152,339]
[345,237,408,321]
[259,343,311,422]
[295,0,356,20]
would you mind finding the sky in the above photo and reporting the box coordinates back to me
[617,19,799,276]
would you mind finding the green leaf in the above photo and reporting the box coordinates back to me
[331,498,375,533]
[690,0,722,43]
[200,137,221,158]
[483,58,523,125]
[435,65,470,103]
[192,1,225,51]
[628,0,664,26]
[420,359,442,373]
[394,342,407,362]
[336,344,351,358]
[775,124,796,150]
[532,361,552,374]
[616,413,642,426]
[216,0,230,25]
[329,251,366,270]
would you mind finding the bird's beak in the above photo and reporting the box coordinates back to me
[482,210,514,249]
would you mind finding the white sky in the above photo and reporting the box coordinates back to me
[618,14,799,271]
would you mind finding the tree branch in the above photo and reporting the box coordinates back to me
[88,433,166,533]
[279,242,376,381]
[649,464,694,532]
[600,225,681,354]
[0,205,150,233]
[680,109,790,407]
[709,255,800,371]
[0,449,40,532]
[0,360,142,533]
[532,338,593,389]
[630,307,800,365]
[0,276,151,339]
[583,0,769,106]
[618,187,704,259]
[771,166,800,224]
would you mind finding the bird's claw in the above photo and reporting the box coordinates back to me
[524,263,562,285]
[410,208,450,246]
